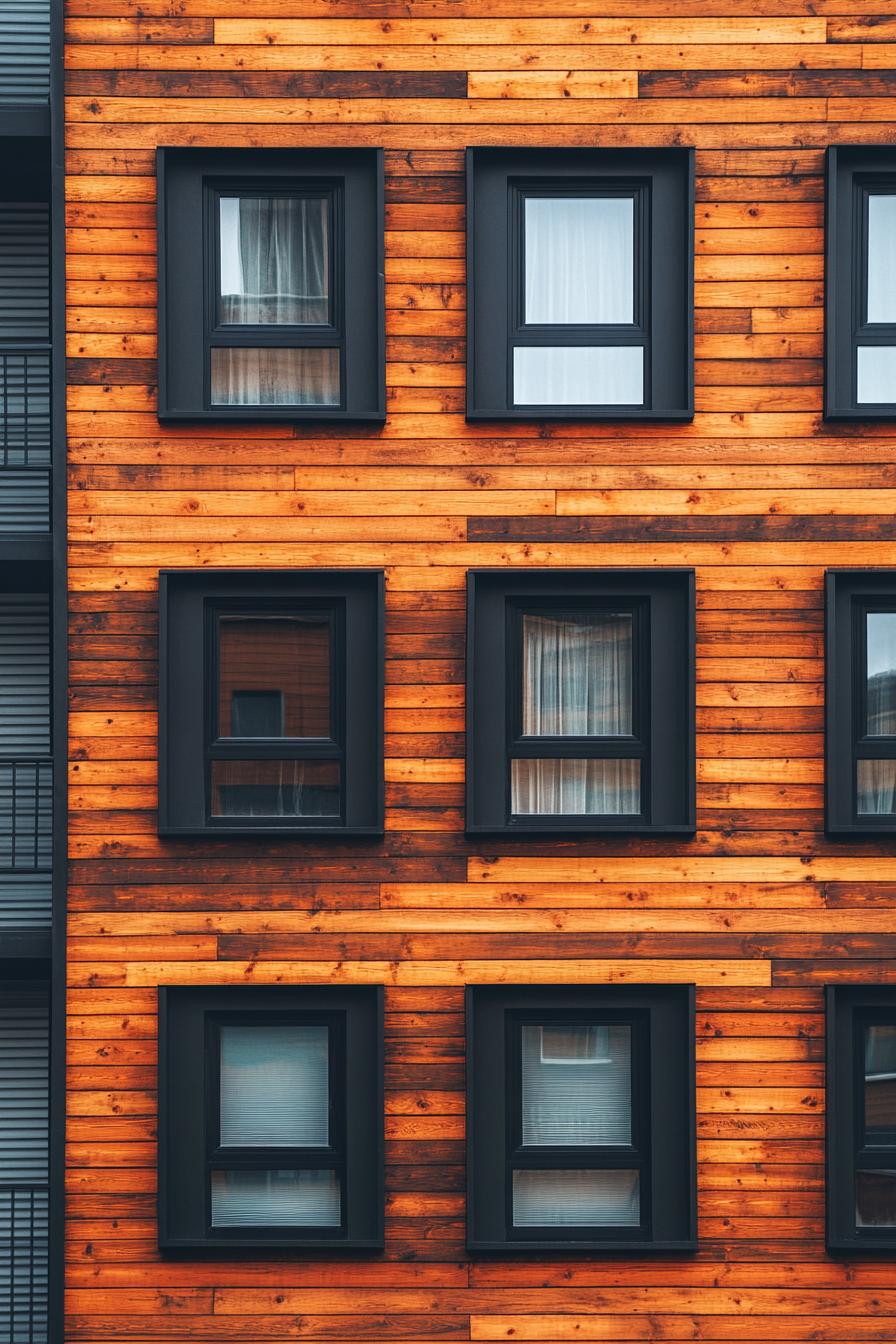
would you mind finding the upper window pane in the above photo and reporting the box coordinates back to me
[219,1023,330,1148]
[218,615,331,740]
[867,195,896,324]
[524,196,634,326]
[865,1024,896,1146]
[521,612,633,737]
[521,1022,632,1147]
[218,195,330,325]
[867,612,896,734]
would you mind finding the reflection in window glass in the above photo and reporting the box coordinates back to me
[210,346,340,407]
[857,759,896,816]
[521,1022,631,1146]
[512,1169,639,1227]
[865,1024,896,1146]
[211,759,340,818]
[218,195,329,325]
[511,758,640,816]
[866,612,896,735]
[513,345,643,407]
[522,612,633,737]
[219,616,331,741]
[856,1169,896,1228]
[220,1023,329,1147]
[866,195,896,325]
[211,1169,341,1227]
[524,196,634,325]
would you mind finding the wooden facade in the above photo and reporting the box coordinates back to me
[63,3,896,1341]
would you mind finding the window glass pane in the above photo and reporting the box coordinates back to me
[866,195,896,324]
[856,346,896,405]
[521,612,632,737]
[857,759,896,815]
[865,1024,896,1145]
[512,1169,640,1227]
[210,347,340,407]
[218,195,329,325]
[856,1169,896,1228]
[511,758,640,816]
[513,346,643,407]
[211,1169,341,1228]
[524,196,634,325]
[218,616,331,740]
[866,612,896,735]
[211,760,340,818]
[219,1024,329,1147]
[521,1023,631,1146]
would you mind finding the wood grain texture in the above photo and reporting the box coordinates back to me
[64,3,896,1342]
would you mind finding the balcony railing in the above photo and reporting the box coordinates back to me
[0,761,50,873]
[0,1185,47,1344]
[0,348,49,533]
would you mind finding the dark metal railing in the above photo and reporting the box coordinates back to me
[0,761,51,871]
[0,348,50,469]
[0,1185,48,1344]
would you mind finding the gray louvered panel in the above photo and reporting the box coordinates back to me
[0,875,48,929]
[0,598,48,758]
[0,474,48,532]
[0,991,47,1183]
[0,208,48,341]
[0,0,49,103]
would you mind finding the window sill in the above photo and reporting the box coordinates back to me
[156,408,386,424]
[157,822,385,839]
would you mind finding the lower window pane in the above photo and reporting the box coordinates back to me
[511,758,640,816]
[211,1169,341,1228]
[512,1169,640,1228]
[857,346,896,405]
[513,346,643,407]
[856,1169,896,1228]
[865,1024,896,1146]
[211,759,340,818]
[857,759,896,815]
[210,347,340,407]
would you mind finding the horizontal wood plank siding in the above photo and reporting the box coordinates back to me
[64,3,896,1342]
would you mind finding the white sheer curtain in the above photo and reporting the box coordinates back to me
[211,1169,341,1228]
[218,196,329,325]
[867,195,896,324]
[210,346,339,407]
[512,613,639,816]
[857,760,896,815]
[524,196,633,325]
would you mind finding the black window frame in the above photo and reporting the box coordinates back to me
[157,147,384,423]
[158,985,383,1253]
[466,985,696,1253]
[825,569,896,834]
[158,569,384,837]
[466,146,694,421]
[465,569,695,835]
[826,986,896,1253]
[825,145,896,420]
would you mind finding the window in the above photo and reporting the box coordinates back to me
[826,146,896,419]
[157,148,384,421]
[466,985,696,1252]
[825,570,896,833]
[158,986,383,1251]
[158,570,383,836]
[466,147,693,420]
[827,986,896,1252]
[465,569,695,834]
